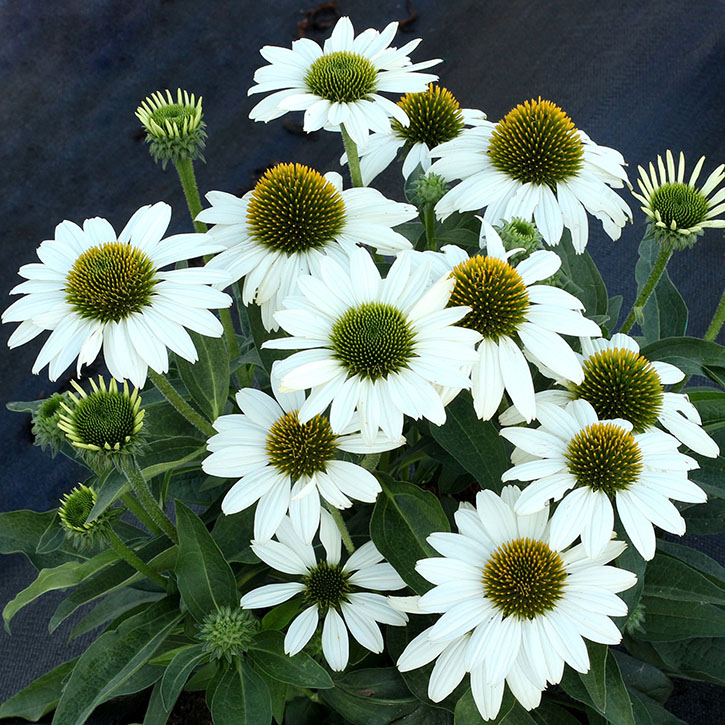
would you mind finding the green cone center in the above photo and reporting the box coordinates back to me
[265,411,337,480]
[65,242,156,323]
[488,98,584,186]
[303,561,351,609]
[483,537,567,619]
[59,485,97,532]
[330,302,416,381]
[247,163,347,254]
[573,348,664,433]
[449,255,529,340]
[566,422,643,495]
[392,85,466,148]
[305,51,378,103]
[71,391,137,449]
[650,181,709,230]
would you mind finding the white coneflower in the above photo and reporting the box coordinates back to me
[501,399,705,560]
[198,163,416,330]
[264,246,481,443]
[3,202,231,386]
[632,150,725,249]
[500,333,719,458]
[248,16,440,148]
[395,488,637,720]
[241,512,407,671]
[345,84,486,184]
[430,98,632,251]
[430,222,600,422]
[203,384,403,543]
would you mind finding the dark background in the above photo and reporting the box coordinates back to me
[1,0,724,721]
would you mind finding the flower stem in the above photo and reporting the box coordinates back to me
[325,504,355,554]
[122,459,178,544]
[107,528,170,590]
[148,369,216,438]
[704,287,725,342]
[173,158,240,359]
[423,205,436,250]
[341,124,363,188]
[120,492,163,537]
[174,157,207,234]
[620,245,673,334]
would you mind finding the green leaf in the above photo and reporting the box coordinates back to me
[529,701,580,725]
[629,690,685,725]
[70,587,165,642]
[36,514,66,554]
[176,330,230,422]
[638,595,725,640]
[3,549,119,632]
[429,392,509,491]
[634,236,688,343]
[49,536,172,632]
[682,498,725,534]
[175,502,238,621]
[651,637,725,685]
[612,651,672,704]
[657,539,725,581]
[578,642,608,711]
[52,598,182,725]
[143,398,204,440]
[393,704,454,724]
[370,473,450,593]
[137,436,206,480]
[261,597,301,631]
[640,336,725,379]
[0,658,77,721]
[605,295,623,334]
[142,681,172,725]
[688,389,725,430]
[562,645,634,725]
[209,659,272,725]
[212,507,258,564]
[248,630,333,689]
[644,552,725,604]
[320,667,419,725]
[454,688,535,723]
[553,231,608,317]
[615,545,647,628]
[0,509,86,569]
[160,643,207,710]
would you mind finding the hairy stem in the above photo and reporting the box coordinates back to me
[148,369,216,438]
[174,157,207,234]
[120,492,163,536]
[620,245,673,334]
[325,504,355,554]
[122,459,178,544]
[107,528,169,590]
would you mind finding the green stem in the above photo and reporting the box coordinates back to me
[704,287,725,342]
[423,204,436,250]
[620,245,673,334]
[121,492,163,536]
[122,460,178,544]
[325,504,355,554]
[341,124,363,188]
[107,528,169,589]
[219,307,240,360]
[148,369,216,438]
[174,157,207,234]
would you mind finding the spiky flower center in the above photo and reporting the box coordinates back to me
[265,411,337,480]
[488,98,584,187]
[392,85,466,148]
[650,182,709,230]
[65,242,156,323]
[247,163,347,254]
[483,537,567,619]
[197,606,259,662]
[59,484,96,532]
[566,422,643,495]
[449,255,529,340]
[305,51,378,103]
[136,89,204,138]
[573,348,664,433]
[303,561,351,609]
[68,391,138,449]
[330,302,416,381]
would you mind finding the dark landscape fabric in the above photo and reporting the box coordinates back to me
[0,1,723,721]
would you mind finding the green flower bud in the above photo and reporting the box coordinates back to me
[197,606,259,663]
[31,393,68,457]
[58,483,119,550]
